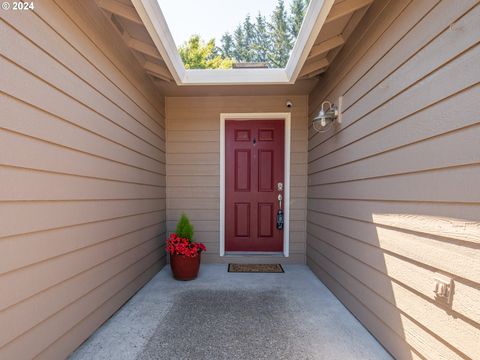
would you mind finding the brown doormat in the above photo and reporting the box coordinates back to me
[228,263,284,273]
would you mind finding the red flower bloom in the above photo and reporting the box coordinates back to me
[166,233,206,258]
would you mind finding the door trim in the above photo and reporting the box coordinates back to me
[220,113,291,257]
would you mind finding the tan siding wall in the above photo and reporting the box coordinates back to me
[307,1,480,359]
[0,1,166,359]
[166,96,308,264]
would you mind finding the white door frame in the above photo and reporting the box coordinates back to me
[219,113,291,257]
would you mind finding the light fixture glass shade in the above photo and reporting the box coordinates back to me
[312,101,338,133]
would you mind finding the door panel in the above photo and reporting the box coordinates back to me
[258,203,274,238]
[234,149,251,191]
[225,120,284,252]
[234,203,250,237]
[258,150,274,192]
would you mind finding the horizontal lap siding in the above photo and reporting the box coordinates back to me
[307,0,480,359]
[166,96,308,263]
[0,1,166,359]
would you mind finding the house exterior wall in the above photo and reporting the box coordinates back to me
[165,96,308,264]
[0,1,166,359]
[306,1,480,359]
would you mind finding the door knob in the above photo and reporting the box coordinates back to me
[276,194,284,230]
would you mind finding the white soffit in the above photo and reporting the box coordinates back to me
[131,0,334,86]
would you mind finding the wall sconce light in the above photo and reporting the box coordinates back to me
[312,96,343,133]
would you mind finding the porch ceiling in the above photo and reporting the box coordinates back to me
[95,0,373,94]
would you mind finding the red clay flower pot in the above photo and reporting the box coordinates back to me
[170,253,201,280]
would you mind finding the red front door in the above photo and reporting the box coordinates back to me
[225,120,285,252]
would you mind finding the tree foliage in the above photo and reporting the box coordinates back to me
[253,14,270,63]
[220,33,234,59]
[289,0,310,38]
[178,35,233,69]
[180,0,310,69]
[175,213,194,241]
[268,0,292,67]
[233,25,247,62]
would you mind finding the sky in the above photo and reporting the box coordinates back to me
[157,0,295,46]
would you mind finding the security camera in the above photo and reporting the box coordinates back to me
[286,100,293,108]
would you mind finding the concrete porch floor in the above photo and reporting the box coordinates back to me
[70,265,392,360]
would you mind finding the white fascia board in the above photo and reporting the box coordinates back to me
[133,0,332,85]
[183,68,289,85]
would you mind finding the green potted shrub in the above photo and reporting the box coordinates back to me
[166,214,206,280]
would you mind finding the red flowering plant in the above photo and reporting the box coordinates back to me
[166,214,206,258]
[166,234,206,257]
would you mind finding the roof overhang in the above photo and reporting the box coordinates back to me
[131,0,335,86]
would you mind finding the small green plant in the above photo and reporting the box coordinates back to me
[175,213,194,241]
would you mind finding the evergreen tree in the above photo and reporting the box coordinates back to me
[233,25,247,61]
[220,33,234,59]
[269,0,292,68]
[289,0,309,38]
[175,213,194,241]
[243,15,256,62]
[253,13,270,63]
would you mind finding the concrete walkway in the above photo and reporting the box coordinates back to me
[70,264,392,360]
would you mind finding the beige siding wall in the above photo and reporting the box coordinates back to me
[166,96,308,264]
[0,1,166,359]
[307,1,480,359]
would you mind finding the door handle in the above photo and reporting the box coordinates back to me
[276,194,284,230]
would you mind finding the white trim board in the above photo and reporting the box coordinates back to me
[132,0,334,85]
[219,113,291,258]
